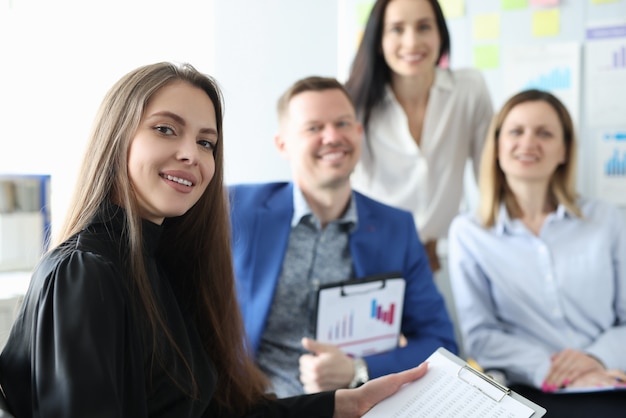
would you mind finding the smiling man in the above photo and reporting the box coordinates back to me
[228,76,457,398]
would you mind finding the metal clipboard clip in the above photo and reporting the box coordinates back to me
[339,279,386,297]
[457,365,511,402]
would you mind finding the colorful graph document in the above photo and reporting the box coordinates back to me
[596,130,626,205]
[364,348,547,418]
[314,273,405,357]
[584,21,626,127]
[503,42,580,124]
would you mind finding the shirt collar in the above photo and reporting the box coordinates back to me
[291,184,358,231]
[95,201,163,256]
[495,201,573,235]
[383,68,453,105]
[433,67,454,91]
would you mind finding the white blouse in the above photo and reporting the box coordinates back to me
[351,68,493,242]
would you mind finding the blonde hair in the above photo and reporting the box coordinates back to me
[57,62,267,414]
[478,89,580,227]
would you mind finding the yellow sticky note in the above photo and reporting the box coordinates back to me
[356,1,375,27]
[473,13,501,40]
[440,0,465,18]
[592,0,619,4]
[473,45,500,69]
[532,9,560,37]
[502,0,528,10]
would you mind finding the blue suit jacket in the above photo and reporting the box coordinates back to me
[229,182,457,378]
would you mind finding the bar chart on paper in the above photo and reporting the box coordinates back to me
[503,43,580,124]
[609,45,626,69]
[604,148,626,176]
[524,67,572,91]
[322,299,397,342]
[585,23,626,127]
[315,276,405,357]
[597,131,626,205]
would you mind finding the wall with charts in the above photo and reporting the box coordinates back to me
[338,0,626,208]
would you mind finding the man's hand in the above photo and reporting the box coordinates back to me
[299,337,355,393]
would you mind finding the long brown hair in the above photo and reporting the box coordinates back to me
[56,62,267,414]
[478,89,580,227]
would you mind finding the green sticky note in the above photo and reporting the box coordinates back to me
[502,0,528,10]
[440,0,465,18]
[592,0,619,4]
[356,1,375,27]
[473,45,500,69]
[473,13,501,40]
[532,9,560,37]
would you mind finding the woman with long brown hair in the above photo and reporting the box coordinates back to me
[0,62,427,417]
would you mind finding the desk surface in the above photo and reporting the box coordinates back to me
[0,271,31,299]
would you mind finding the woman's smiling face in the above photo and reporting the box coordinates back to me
[127,80,218,224]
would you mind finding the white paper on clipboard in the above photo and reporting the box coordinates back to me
[363,348,546,418]
[314,272,405,357]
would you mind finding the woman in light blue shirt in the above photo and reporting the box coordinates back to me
[448,89,626,416]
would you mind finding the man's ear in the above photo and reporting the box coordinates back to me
[274,133,289,159]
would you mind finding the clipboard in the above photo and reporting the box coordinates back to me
[363,347,547,417]
[314,272,405,358]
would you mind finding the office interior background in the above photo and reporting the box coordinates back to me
[1,0,625,350]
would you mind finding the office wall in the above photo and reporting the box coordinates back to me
[213,0,338,185]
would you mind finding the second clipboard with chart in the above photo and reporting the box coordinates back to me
[313,272,405,357]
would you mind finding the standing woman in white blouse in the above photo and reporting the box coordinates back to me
[345,0,493,273]
[448,89,626,417]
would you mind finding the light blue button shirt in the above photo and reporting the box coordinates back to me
[448,198,626,388]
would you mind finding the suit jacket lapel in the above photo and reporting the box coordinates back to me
[246,184,294,350]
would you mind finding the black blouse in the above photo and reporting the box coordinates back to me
[0,204,334,417]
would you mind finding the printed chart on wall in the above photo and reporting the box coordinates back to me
[585,21,626,205]
[503,42,581,124]
[585,21,626,127]
[595,130,626,206]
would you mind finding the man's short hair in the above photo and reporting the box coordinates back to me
[276,76,356,122]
